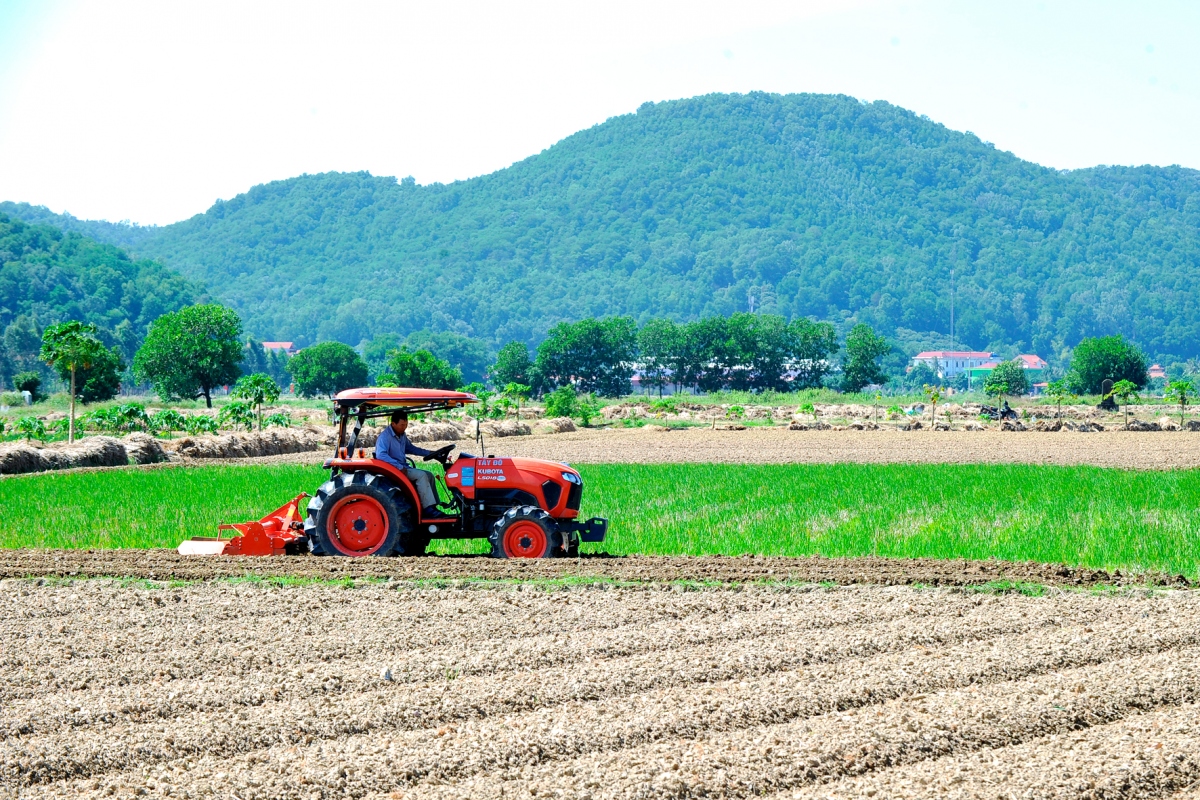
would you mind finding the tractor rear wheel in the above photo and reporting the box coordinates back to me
[489,506,561,559]
[305,472,412,556]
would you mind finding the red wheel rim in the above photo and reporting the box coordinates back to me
[327,495,389,555]
[503,520,548,558]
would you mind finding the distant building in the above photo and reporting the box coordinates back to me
[910,351,993,379]
[1149,363,1167,380]
[262,341,298,356]
[968,354,1048,392]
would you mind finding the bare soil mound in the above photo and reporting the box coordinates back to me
[0,549,1183,588]
[0,434,167,475]
[3,579,1199,798]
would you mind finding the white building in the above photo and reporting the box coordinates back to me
[910,350,994,379]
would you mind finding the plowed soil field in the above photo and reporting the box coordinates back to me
[5,578,1200,799]
[242,427,1200,470]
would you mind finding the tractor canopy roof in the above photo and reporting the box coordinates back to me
[333,387,479,417]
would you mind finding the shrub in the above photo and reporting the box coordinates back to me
[544,386,578,419]
[263,412,292,428]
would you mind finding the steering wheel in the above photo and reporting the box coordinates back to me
[423,444,456,465]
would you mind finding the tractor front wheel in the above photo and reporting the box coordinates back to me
[305,472,407,556]
[489,506,561,559]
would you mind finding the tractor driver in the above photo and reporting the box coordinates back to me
[374,410,443,518]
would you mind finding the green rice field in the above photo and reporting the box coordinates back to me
[2,463,1199,577]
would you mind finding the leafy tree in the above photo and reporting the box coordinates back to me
[1165,380,1193,428]
[287,341,369,398]
[789,318,839,390]
[134,304,244,408]
[403,330,491,384]
[637,319,680,396]
[1066,335,1149,395]
[242,338,269,377]
[69,345,125,404]
[1107,379,1141,429]
[536,317,637,397]
[39,321,106,442]
[12,371,42,403]
[983,360,1030,405]
[362,334,401,382]
[4,315,41,371]
[489,341,535,389]
[840,323,890,393]
[903,361,937,391]
[231,373,281,430]
[265,348,291,388]
[383,347,462,390]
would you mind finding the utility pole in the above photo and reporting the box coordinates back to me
[950,266,955,352]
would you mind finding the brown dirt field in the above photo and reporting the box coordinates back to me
[0,549,1180,587]
[3,579,1199,799]
[235,426,1200,470]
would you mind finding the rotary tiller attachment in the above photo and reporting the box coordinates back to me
[178,493,309,556]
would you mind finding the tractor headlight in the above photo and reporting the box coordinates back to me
[561,471,581,485]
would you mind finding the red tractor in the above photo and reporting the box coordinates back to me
[180,388,607,558]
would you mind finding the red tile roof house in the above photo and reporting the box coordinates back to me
[261,341,298,356]
[1149,364,1167,380]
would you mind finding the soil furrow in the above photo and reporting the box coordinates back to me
[383,646,1200,800]
[782,702,1200,800]
[30,637,1200,799]
[4,591,1191,788]
[0,583,955,703]
[0,548,1166,587]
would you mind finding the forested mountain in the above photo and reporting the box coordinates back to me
[8,92,1200,361]
[0,213,203,380]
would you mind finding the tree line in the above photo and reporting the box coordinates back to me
[483,313,891,396]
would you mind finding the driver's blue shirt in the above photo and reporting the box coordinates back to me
[374,424,433,469]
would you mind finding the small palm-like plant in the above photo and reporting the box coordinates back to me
[1107,379,1141,429]
[230,373,281,431]
[185,414,219,436]
[15,415,46,442]
[150,408,188,438]
[923,384,942,429]
[218,401,256,432]
[263,412,292,428]
[799,403,817,424]
[1165,380,1193,429]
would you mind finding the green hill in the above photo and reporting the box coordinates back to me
[0,213,204,377]
[7,92,1200,361]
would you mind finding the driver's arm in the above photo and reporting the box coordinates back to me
[402,438,435,460]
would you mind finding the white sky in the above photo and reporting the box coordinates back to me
[0,0,1197,226]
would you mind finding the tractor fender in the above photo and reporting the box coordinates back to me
[327,458,424,513]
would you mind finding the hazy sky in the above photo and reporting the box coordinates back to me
[0,0,1197,225]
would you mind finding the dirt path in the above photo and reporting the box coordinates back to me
[3,580,1198,799]
[0,548,1180,587]
[229,427,1200,470]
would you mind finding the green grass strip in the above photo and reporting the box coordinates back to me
[3,462,1200,577]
